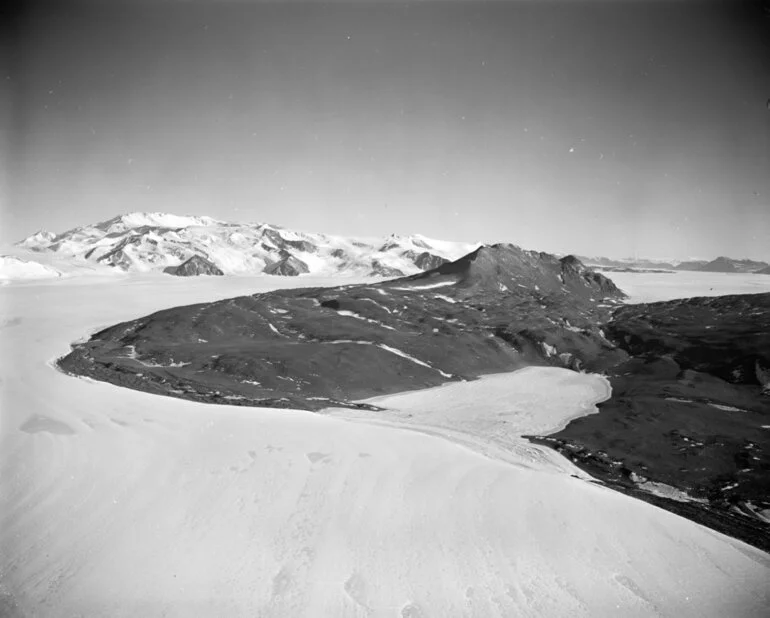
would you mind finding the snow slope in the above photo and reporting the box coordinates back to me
[16,212,479,277]
[1,276,768,617]
[0,256,61,282]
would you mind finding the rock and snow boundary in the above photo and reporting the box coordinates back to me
[1,276,769,617]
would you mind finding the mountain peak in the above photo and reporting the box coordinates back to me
[397,243,623,300]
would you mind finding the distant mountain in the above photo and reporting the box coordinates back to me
[17,212,478,278]
[578,256,676,271]
[693,257,770,274]
[674,260,711,271]
[579,254,770,274]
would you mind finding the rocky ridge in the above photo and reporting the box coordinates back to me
[57,245,625,410]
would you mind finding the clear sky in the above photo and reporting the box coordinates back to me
[3,0,770,260]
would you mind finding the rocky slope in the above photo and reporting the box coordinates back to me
[17,212,478,277]
[57,245,625,410]
[530,292,770,551]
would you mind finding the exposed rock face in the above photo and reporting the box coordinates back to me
[263,252,309,276]
[607,293,770,386]
[164,255,224,277]
[369,260,406,278]
[533,292,770,551]
[57,246,625,411]
[412,251,448,271]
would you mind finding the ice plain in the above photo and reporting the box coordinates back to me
[1,272,769,617]
[607,270,770,304]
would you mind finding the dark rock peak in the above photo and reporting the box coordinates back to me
[413,251,448,271]
[701,257,738,272]
[559,255,586,272]
[164,255,224,277]
[399,244,624,301]
[370,260,406,278]
[263,253,309,276]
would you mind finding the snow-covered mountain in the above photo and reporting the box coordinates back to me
[17,212,479,277]
[0,256,61,282]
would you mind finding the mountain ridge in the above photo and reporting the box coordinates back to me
[13,212,770,279]
[17,212,479,278]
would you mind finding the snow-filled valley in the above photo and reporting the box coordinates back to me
[1,274,769,617]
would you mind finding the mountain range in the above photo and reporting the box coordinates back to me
[579,255,770,274]
[15,212,478,278]
[8,212,769,280]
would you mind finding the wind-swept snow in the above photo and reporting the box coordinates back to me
[1,276,768,617]
[335,309,397,330]
[375,343,453,378]
[390,280,457,291]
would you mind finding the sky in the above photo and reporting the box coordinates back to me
[3,0,770,260]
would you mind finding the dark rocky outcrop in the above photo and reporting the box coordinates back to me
[263,251,309,276]
[164,255,224,277]
[369,260,406,278]
[530,292,770,551]
[412,251,448,271]
[96,236,143,269]
[58,245,624,412]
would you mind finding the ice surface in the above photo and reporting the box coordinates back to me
[1,275,768,617]
[608,271,770,304]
